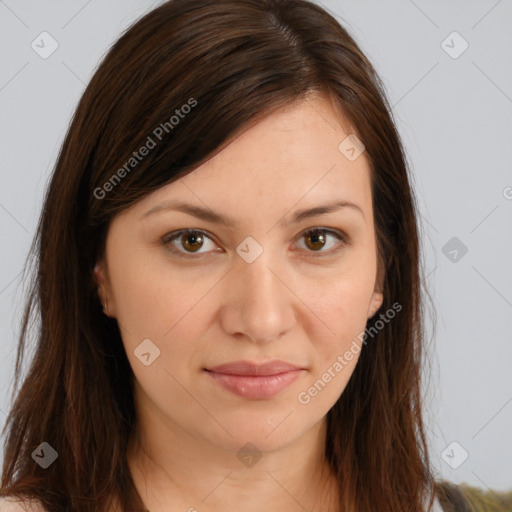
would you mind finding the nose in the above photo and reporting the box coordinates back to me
[220,246,295,344]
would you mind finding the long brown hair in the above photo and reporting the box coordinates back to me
[1,0,442,510]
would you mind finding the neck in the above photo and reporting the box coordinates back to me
[126,418,340,512]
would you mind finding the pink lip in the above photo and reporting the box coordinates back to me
[204,360,305,399]
[207,360,303,376]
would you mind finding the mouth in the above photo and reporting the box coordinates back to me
[203,360,305,399]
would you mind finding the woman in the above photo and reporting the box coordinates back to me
[0,0,475,510]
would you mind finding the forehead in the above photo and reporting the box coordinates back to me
[132,96,373,224]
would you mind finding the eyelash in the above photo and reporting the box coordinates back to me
[160,227,348,259]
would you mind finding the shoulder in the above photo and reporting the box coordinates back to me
[0,498,47,512]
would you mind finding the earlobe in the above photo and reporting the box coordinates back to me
[368,291,384,319]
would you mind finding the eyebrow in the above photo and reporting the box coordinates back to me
[140,199,365,227]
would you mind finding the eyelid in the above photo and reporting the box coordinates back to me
[161,227,348,258]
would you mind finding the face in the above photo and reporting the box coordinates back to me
[94,95,383,455]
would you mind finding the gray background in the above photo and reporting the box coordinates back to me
[1,0,511,494]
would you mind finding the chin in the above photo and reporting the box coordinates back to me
[206,411,314,451]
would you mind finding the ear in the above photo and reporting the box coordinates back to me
[93,261,115,317]
[367,290,384,319]
[367,261,385,319]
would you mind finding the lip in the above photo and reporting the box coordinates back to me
[206,360,303,376]
[204,360,305,399]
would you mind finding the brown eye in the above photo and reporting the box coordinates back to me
[304,230,327,251]
[297,228,347,256]
[162,229,217,257]
[161,227,347,259]
[180,231,204,252]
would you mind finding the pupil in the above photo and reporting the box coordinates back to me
[309,231,325,250]
[184,232,202,252]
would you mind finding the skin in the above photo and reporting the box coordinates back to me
[94,94,384,512]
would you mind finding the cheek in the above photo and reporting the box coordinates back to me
[107,246,205,352]
[109,257,208,407]
[295,317,365,413]
[306,256,376,332]
[299,263,376,389]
